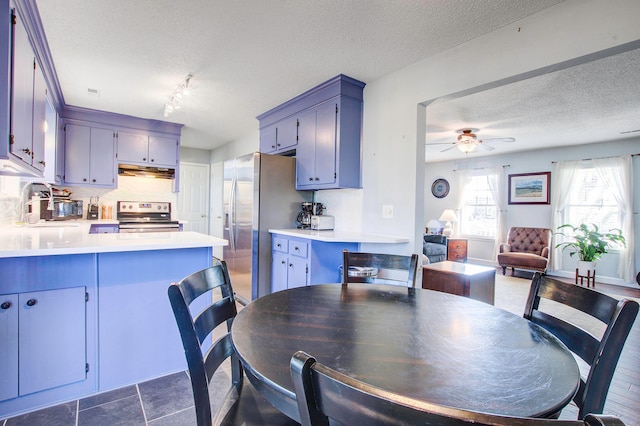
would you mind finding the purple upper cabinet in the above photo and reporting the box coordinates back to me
[257,74,365,190]
[0,5,46,177]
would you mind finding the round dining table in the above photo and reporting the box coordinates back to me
[231,283,580,421]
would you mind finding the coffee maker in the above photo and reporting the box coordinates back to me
[296,202,324,229]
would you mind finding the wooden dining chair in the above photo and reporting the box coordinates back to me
[167,259,298,426]
[524,273,639,419]
[342,249,419,287]
[290,350,626,426]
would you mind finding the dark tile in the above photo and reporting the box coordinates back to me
[77,394,144,426]
[6,401,76,426]
[79,385,138,410]
[147,406,196,425]
[138,371,193,421]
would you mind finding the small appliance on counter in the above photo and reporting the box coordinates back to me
[87,196,99,220]
[39,199,83,221]
[296,202,325,229]
[311,215,334,230]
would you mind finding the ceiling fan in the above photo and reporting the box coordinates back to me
[427,128,515,153]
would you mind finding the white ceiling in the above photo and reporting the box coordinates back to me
[34,0,565,150]
[425,46,640,162]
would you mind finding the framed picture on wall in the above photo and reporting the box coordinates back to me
[508,172,550,205]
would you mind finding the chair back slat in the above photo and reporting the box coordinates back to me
[193,297,236,344]
[524,273,639,418]
[290,351,626,426]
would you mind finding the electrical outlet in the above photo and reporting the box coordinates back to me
[382,204,393,218]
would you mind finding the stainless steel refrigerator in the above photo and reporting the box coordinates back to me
[223,153,311,303]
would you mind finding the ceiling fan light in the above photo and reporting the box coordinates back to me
[457,142,476,153]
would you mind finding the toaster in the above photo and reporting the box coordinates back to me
[310,215,334,230]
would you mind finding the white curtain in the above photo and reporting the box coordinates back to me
[592,156,634,282]
[486,167,505,260]
[454,168,471,237]
[550,160,578,271]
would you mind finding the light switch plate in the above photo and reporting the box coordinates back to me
[382,204,393,218]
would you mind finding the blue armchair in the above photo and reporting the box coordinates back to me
[423,234,447,263]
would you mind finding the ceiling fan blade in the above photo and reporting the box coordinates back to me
[481,137,516,143]
[476,143,495,151]
[440,144,459,152]
[426,142,457,146]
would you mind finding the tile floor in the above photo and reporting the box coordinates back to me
[2,272,639,426]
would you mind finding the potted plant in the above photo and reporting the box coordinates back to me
[555,223,626,276]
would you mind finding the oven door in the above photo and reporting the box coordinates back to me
[118,223,181,233]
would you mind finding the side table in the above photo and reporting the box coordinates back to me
[447,238,468,262]
[422,261,495,304]
[575,268,596,288]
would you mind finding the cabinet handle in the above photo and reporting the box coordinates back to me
[315,177,319,181]
[38,160,46,166]
[289,263,293,267]
[1,301,12,310]
[22,148,31,155]
[308,177,313,181]
[143,157,147,161]
[271,145,276,149]
[294,246,299,251]
[276,243,281,248]
[26,299,37,307]
[92,179,96,183]
[150,158,154,162]
[83,178,87,182]
[281,260,286,264]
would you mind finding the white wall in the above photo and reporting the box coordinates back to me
[212,0,640,282]
[424,139,640,285]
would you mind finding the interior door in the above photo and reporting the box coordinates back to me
[177,162,210,233]
[210,162,224,259]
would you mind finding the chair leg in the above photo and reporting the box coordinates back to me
[501,266,506,275]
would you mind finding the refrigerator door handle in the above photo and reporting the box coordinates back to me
[228,175,236,252]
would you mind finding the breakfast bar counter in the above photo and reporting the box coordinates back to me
[0,228,227,419]
[0,225,227,257]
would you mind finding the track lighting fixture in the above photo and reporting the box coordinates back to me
[163,74,193,118]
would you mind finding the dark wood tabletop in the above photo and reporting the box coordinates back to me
[231,284,580,421]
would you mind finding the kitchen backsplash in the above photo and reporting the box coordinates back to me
[0,176,177,225]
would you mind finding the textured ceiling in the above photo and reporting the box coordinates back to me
[425,47,640,162]
[35,0,563,150]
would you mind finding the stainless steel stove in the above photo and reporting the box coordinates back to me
[117,201,180,233]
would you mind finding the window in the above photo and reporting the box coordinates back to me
[460,174,497,238]
[564,167,623,247]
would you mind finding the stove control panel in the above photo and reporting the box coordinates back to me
[117,201,171,214]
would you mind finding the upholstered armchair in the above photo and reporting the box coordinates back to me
[497,227,552,275]
[423,234,447,264]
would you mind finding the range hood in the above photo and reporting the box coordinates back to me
[118,164,175,179]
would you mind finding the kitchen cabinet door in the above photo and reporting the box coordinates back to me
[117,131,148,163]
[31,63,47,172]
[64,123,115,187]
[313,102,337,185]
[287,256,308,288]
[149,135,178,166]
[10,10,34,166]
[0,294,19,401]
[260,124,277,153]
[63,124,91,184]
[89,128,115,185]
[271,251,288,293]
[296,101,338,189]
[18,287,87,396]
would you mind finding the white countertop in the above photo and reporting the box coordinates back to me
[0,224,228,258]
[269,228,410,243]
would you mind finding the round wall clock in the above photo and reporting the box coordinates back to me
[431,178,450,198]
